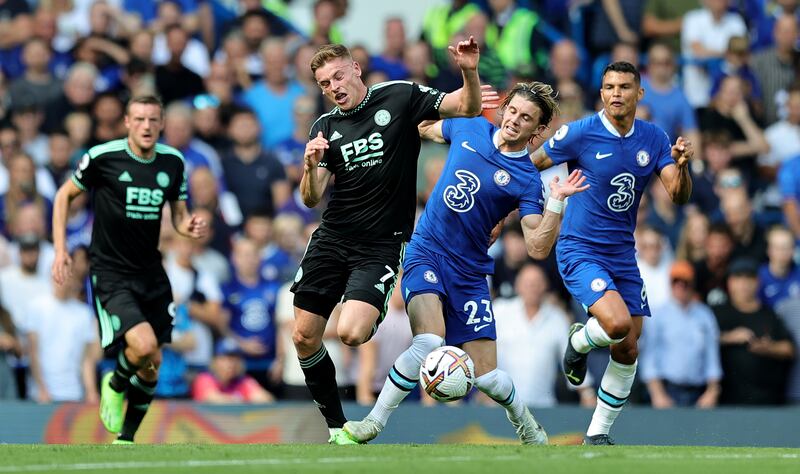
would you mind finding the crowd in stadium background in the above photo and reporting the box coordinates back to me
[0,0,797,410]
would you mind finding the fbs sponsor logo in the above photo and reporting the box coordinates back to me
[340,132,385,171]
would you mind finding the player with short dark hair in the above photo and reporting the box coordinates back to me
[533,62,694,445]
[343,81,589,444]
[294,38,487,444]
[51,95,208,444]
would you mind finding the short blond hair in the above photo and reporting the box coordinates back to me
[310,44,352,75]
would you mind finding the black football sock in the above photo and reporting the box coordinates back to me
[117,374,156,441]
[109,350,140,393]
[299,345,346,429]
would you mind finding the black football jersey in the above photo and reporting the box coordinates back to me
[72,139,187,274]
[311,81,445,241]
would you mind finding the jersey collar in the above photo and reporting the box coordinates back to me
[492,129,529,158]
[599,110,635,138]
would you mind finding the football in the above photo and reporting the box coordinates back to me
[419,346,476,402]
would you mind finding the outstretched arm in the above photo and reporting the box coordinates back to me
[521,170,589,259]
[52,179,85,285]
[659,136,694,205]
[438,36,482,118]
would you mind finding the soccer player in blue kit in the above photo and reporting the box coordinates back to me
[533,62,694,445]
[344,82,589,444]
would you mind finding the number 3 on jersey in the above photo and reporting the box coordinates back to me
[607,172,635,212]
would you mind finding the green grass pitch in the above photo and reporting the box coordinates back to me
[1,444,798,474]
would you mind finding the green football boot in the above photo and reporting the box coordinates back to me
[100,372,125,433]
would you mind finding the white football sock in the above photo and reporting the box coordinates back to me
[475,368,526,421]
[368,333,443,426]
[587,358,637,436]
[571,317,625,354]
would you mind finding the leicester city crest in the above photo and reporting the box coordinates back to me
[494,169,511,186]
[374,109,391,126]
[156,171,170,188]
[636,150,650,167]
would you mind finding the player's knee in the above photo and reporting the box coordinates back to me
[604,318,632,340]
[338,327,368,347]
[614,346,638,365]
[292,326,321,352]
[126,335,158,362]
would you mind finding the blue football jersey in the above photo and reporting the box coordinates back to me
[543,111,674,252]
[414,117,544,274]
[221,276,282,365]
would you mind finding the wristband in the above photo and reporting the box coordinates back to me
[546,197,565,215]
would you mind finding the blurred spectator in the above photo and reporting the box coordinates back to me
[495,264,595,407]
[589,0,644,55]
[45,62,98,132]
[642,0,697,52]
[777,152,800,240]
[11,106,48,166]
[309,0,344,46]
[0,304,20,399]
[274,95,317,187]
[213,28,258,86]
[421,0,480,57]
[154,296,197,399]
[128,29,155,66]
[0,125,57,201]
[636,225,673,311]
[44,129,74,190]
[155,24,206,105]
[24,255,99,403]
[676,211,711,265]
[646,179,686,249]
[491,220,529,298]
[90,93,126,146]
[65,192,93,253]
[151,1,210,78]
[694,223,735,305]
[758,225,800,310]
[221,237,282,392]
[711,37,764,120]
[641,261,722,408]
[188,167,239,253]
[292,42,325,107]
[762,85,800,183]
[0,0,33,79]
[0,233,49,351]
[192,93,231,153]
[191,337,274,403]
[163,102,217,180]
[242,38,305,149]
[639,43,702,142]
[699,75,770,180]
[541,39,582,93]
[721,188,767,261]
[187,206,231,284]
[260,212,304,283]
[63,111,93,154]
[369,18,409,81]
[0,153,52,235]
[753,14,799,126]
[164,234,225,373]
[355,273,413,405]
[485,0,553,77]
[688,131,732,216]
[8,38,62,110]
[222,107,289,219]
[751,0,800,52]
[715,257,795,405]
[681,0,747,108]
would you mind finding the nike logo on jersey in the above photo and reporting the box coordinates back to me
[595,152,613,160]
[330,130,342,141]
[474,323,490,332]
[118,171,133,182]
[461,141,477,153]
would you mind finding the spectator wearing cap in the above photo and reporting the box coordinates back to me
[191,337,274,404]
[641,261,722,408]
[759,225,800,311]
[714,257,795,405]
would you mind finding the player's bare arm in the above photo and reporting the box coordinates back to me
[300,131,333,207]
[659,136,694,205]
[170,200,209,239]
[521,170,589,259]
[531,147,555,171]
[51,178,85,285]
[437,36,482,118]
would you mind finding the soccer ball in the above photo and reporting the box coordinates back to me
[419,346,475,402]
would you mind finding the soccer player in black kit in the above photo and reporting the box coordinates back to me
[293,38,485,444]
[51,96,208,444]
